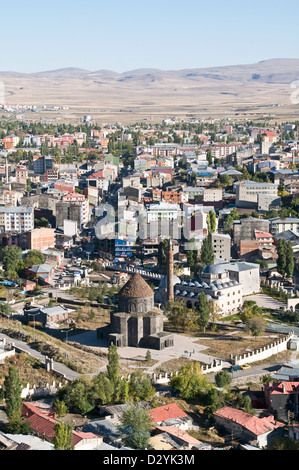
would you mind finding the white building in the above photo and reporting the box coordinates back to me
[0,206,34,233]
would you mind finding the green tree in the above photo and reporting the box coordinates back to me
[107,344,120,400]
[238,300,262,324]
[197,292,210,332]
[118,401,154,450]
[24,250,45,268]
[170,362,211,400]
[92,373,114,405]
[157,239,169,268]
[1,245,23,278]
[186,239,198,270]
[215,370,232,389]
[245,315,266,337]
[128,370,156,402]
[165,299,197,332]
[53,422,74,450]
[267,437,299,450]
[277,238,287,278]
[286,240,294,278]
[58,378,94,414]
[200,236,215,267]
[207,211,217,235]
[4,366,24,433]
[53,399,68,418]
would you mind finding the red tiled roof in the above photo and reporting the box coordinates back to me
[266,381,299,395]
[22,402,99,447]
[214,406,284,436]
[149,403,188,423]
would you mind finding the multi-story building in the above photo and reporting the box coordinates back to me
[3,135,19,149]
[33,155,53,175]
[62,193,89,227]
[0,207,34,233]
[0,190,21,207]
[28,228,56,251]
[234,180,278,209]
[211,232,231,263]
[269,217,299,235]
[15,166,28,184]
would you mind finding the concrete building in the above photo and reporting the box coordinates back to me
[269,217,299,236]
[234,180,278,209]
[211,232,231,263]
[28,228,55,251]
[0,206,34,233]
[233,217,270,248]
[219,261,260,296]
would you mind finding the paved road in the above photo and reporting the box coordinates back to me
[0,331,81,381]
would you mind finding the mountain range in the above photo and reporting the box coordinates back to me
[1,59,299,122]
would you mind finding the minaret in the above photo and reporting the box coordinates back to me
[167,239,174,301]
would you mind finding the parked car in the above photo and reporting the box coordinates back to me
[230,365,241,372]
[240,364,251,370]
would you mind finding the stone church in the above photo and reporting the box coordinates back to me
[106,272,174,350]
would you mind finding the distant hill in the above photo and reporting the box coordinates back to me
[1,59,299,122]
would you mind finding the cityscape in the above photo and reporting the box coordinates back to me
[1,0,299,459]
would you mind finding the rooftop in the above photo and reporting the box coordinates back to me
[119,272,154,299]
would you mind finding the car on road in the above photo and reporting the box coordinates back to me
[230,365,241,372]
[240,364,251,370]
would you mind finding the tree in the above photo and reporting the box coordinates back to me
[157,239,169,268]
[207,211,217,235]
[165,299,197,332]
[58,378,94,414]
[53,399,68,418]
[197,292,210,332]
[267,437,299,450]
[4,366,24,433]
[286,241,295,278]
[215,370,232,389]
[238,300,262,324]
[186,239,198,270]
[53,422,74,450]
[170,362,211,400]
[92,373,115,405]
[107,344,120,399]
[128,370,156,402]
[224,209,240,233]
[277,238,287,278]
[24,250,45,268]
[1,245,23,278]
[200,236,215,267]
[245,315,266,337]
[118,402,154,450]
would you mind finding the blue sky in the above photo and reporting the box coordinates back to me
[2,0,299,73]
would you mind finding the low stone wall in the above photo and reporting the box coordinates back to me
[21,381,64,399]
[230,331,294,367]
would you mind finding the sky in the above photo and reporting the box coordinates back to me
[1,0,299,73]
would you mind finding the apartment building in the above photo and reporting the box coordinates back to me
[211,232,231,263]
[28,228,56,251]
[62,192,90,227]
[0,190,21,207]
[0,207,34,233]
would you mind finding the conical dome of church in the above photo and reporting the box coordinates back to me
[119,272,154,299]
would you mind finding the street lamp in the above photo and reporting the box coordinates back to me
[28,312,39,342]
[61,328,73,358]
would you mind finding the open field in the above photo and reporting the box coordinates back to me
[1,59,299,124]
